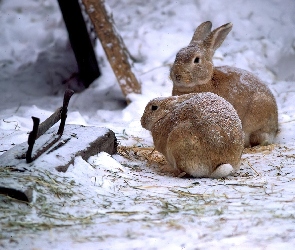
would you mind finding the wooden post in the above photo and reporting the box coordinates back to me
[81,0,142,98]
[57,0,100,88]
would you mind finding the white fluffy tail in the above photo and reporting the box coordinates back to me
[210,164,234,178]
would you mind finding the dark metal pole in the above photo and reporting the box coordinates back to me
[58,89,74,135]
[26,117,40,163]
[57,0,100,88]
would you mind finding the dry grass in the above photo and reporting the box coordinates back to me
[1,142,294,246]
[243,144,276,154]
[118,145,167,165]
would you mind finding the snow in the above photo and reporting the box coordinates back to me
[0,124,112,173]
[0,0,295,249]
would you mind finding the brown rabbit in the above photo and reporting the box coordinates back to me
[141,92,244,178]
[170,21,278,147]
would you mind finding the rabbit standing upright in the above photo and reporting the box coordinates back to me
[170,21,278,147]
[141,92,244,178]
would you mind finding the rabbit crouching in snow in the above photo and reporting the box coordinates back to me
[170,21,278,147]
[141,92,244,178]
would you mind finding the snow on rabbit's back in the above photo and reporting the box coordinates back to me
[170,21,278,147]
[141,92,244,178]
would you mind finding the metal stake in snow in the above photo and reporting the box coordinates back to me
[25,89,74,163]
[0,89,117,203]
[58,89,74,135]
[26,117,40,163]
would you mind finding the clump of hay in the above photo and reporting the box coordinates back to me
[118,146,167,165]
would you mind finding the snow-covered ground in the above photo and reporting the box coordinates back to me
[1,0,295,249]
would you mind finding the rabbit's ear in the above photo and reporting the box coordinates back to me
[189,21,212,45]
[206,22,232,52]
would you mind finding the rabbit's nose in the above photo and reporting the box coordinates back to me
[175,74,182,82]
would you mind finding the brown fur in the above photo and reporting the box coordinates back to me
[141,93,244,178]
[170,21,278,147]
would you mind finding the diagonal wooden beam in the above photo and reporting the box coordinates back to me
[82,0,141,99]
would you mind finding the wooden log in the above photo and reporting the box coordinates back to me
[0,125,117,173]
[0,125,117,202]
[81,0,141,98]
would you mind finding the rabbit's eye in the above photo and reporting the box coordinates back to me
[151,105,158,111]
[194,57,200,63]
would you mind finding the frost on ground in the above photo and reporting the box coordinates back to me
[0,0,295,249]
[1,145,295,249]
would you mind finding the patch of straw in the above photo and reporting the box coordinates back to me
[243,144,276,154]
[118,145,167,165]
